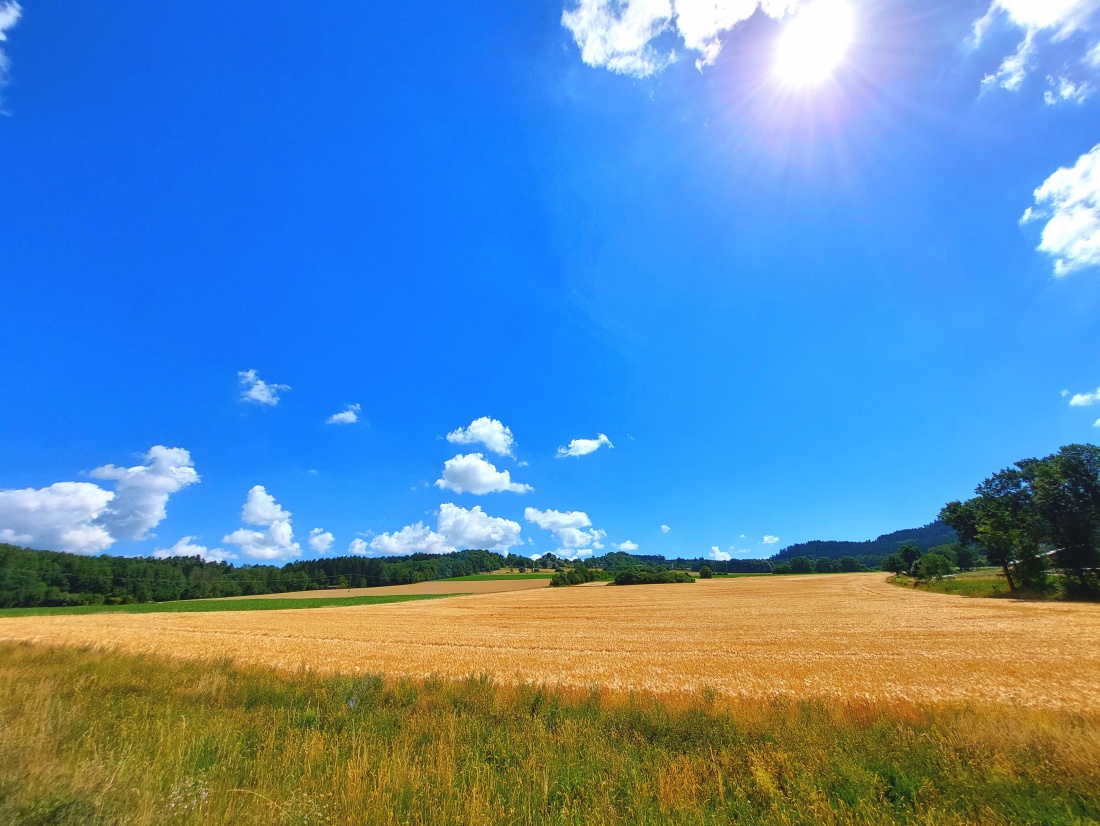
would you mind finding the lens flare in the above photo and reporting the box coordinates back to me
[775,0,855,87]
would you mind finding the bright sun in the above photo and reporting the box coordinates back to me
[774,0,855,87]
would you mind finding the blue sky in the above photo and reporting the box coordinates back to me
[1,0,1099,564]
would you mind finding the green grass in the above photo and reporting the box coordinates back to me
[890,570,1075,600]
[445,573,555,581]
[0,644,1096,825]
[0,592,460,618]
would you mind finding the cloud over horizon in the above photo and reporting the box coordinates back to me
[222,485,301,560]
[0,446,199,555]
[525,507,606,559]
[367,503,523,556]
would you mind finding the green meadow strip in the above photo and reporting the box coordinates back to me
[0,592,462,618]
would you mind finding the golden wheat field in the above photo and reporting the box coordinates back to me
[2,573,1099,710]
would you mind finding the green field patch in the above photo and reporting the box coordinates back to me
[0,593,460,618]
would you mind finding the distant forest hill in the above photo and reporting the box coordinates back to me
[770,521,957,566]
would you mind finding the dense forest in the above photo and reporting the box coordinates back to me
[771,521,957,568]
[0,544,529,608]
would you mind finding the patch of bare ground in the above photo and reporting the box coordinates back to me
[2,573,1098,711]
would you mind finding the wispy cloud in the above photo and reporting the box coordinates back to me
[326,403,361,425]
[763,535,780,545]
[557,433,613,458]
[0,2,22,108]
[238,369,290,406]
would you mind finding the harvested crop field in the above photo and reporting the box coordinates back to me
[222,577,550,599]
[3,573,1099,711]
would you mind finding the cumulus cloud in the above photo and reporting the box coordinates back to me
[435,453,532,495]
[0,445,200,555]
[222,486,301,560]
[763,535,780,544]
[0,482,116,554]
[308,528,335,554]
[446,417,516,456]
[557,433,614,458]
[1022,144,1100,275]
[0,2,21,103]
[525,507,606,558]
[326,403,361,425]
[238,369,290,406]
[616,540,639,551]
[974,0,1100,94]
[348,538,371,555]
[709,546,733,561]
[152,536,235,563]
[89,446,200,541]
[660,524,671,534]
[1069,386,1100,405]
[561,0,798,77]
[367,503,523,556]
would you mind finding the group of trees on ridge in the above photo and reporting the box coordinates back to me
[938,444,1100,595]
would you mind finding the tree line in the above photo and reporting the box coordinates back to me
[0,544,524,608]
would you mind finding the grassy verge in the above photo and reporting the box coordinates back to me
[890,571,1071,600]
[0,593,460,618]
[0,644,1097,825]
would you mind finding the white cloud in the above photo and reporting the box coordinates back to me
[367,503,524,557]
[239,485,290,526]
[89,446,200,540]
[435,453,532,495]
[1069,386,1100,406]
[238,369,290,406]
[561,0,798,78]
[0,2,21,103]
[763,535,780,544]
[1023,144,1100,275]
[1095,418,1100,427]
[709,546,733,561]
[1045,75,1093,103]
[223,486,300,561]
[974,0,1100,94]
[153,536,234,563]
[308,528,335,554]
[437,503,523,551]
[348,538,371,555]
[557,433,614,458]
[0,445,199,554]
[368,522,452,556]
[326,404,361,425]
[446,417,516,456]
[524,507,606,558]
[660,524,671,534]
[0,482,116,554]
[616,540,639,552]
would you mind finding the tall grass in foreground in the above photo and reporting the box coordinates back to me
[0,645,1097,825]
